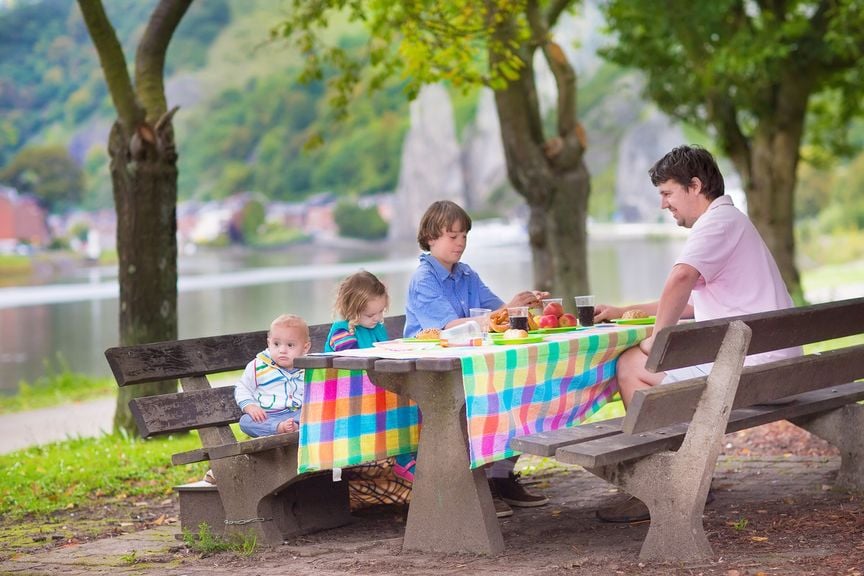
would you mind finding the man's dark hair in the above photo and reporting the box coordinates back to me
[649,145,725,200]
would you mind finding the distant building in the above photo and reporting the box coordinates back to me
[0,185,50,250]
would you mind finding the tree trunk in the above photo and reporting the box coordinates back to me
[722,74,809,305]
[492,41,590,299]
[79,0,190,433]
[746,132,803,304]
[109,118,179,432]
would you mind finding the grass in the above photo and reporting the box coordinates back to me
[0,432,207,520]
[0,357,115,415]
[182,523,258,557]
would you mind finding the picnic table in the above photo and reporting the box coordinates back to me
[293,323,650,555]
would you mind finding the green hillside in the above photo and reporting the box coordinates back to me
[0,0,412,208]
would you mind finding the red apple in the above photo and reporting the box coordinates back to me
[538,314,559,328]
[543,302,564,317]
[558,313,578,327]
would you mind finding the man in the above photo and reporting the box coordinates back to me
[594,145,798,522]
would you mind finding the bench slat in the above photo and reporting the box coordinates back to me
[556,381,864,468]
[172,447,211,466]
[130,386,241,438]
[625,345,864,434]
[648,297,864,373]
[208,433,299,460]
[107,315,405,386]
[509,418,624,457]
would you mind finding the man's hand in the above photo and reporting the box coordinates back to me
[594,304,623,323]
[244,404,267,423]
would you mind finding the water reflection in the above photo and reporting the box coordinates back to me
[0,235,685,393]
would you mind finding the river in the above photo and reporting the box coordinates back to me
[0,224,687,394]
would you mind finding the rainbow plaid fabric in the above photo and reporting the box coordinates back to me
[461,327,650,467]
[298,325,650,471]
[298,369,420,473]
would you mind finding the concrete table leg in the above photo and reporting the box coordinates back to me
[368,369,504,555]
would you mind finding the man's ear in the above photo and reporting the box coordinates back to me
[689,177,703,194]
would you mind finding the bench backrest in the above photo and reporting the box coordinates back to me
[624,298,864,434]
[106,315,406,439]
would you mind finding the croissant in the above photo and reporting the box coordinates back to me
[489,309,510,333]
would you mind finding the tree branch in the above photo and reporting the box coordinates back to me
[135,0,193,121]
[706,92,752,184]
[542,41,577,137]
[546,0,574,28]
[76,0,142,128]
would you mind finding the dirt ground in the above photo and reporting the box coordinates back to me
[3,421,864,576]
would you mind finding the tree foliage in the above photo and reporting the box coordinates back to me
[277,0,594,296]
[334,199,388,239]
[602,0,864,302]
[0,146,84,212]
[273,0,530,115]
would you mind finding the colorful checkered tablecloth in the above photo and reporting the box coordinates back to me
[298,325,651,472]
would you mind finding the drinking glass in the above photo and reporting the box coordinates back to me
[507,306,530,331]
[469,308,492,339]
[573,295,595,327]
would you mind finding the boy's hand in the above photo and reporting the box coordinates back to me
[244,405,267,422]
[277,419,298,434]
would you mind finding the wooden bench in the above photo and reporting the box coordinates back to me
[511,297,864,561]
[105,315,406,546]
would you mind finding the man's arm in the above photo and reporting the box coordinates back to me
[639,263,700,354]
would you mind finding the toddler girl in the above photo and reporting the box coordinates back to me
[325,271,417,486]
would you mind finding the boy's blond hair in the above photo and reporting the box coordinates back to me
[417,200,472,251]
[269,314,309,341]
[334,271,389,331]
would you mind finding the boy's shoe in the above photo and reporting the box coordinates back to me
[595,496,649,523]
[487,480,514,518]
[596,490,715,523]
[489,473,549,507]
[493,497,513,518]
[203,469,216,485]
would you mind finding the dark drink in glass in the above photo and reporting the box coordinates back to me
[509,315,529,331]
[507,306,530,332]
[574,295,595,327]
[577,306,595,327]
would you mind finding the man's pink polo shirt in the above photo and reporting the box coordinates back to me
[676,195,797,365]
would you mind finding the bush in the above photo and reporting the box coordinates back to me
[333,200,388,240]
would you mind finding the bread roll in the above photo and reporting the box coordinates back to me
[503,328,529,339]
[622,309,648,319]
[415,328,441,340]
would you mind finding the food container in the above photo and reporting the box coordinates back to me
[440,321,484,347]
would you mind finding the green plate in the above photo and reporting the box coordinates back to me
[492,335,546,345]
[612,316,656,325]
[402,337,440,343]
[532,325,586,334]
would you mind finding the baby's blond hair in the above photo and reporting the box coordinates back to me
[268,314,309,342]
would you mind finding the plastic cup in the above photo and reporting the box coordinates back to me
[507,306,529,331]
[469,308,492,338]
[573,295,595,327]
